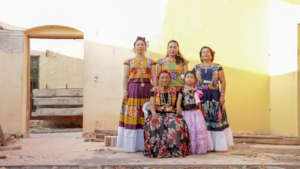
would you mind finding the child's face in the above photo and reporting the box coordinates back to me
[185,73,196,86]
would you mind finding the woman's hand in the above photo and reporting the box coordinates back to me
[151,113,159,123]
[176,109,183,117]
[220,95,225,104]
[123,90,128,100]
[197,103,202,109]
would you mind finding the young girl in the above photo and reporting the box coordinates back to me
[177,71,211,154]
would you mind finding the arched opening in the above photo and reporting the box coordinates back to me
[23,25,84,137]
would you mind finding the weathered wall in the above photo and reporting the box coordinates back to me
[31,50,84,89]
[83,41,163,133]
[0,30,25,134]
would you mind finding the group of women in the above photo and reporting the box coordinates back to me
[116,36,234,158]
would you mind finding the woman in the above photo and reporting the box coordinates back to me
[144,70,190,158]
[156,40,188,90]
[117,36,156,152]
[193,46,234,151]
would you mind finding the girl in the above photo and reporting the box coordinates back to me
[177,71,210,154]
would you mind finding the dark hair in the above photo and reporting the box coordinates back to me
[199,46,215,62]
[157,70,171,81]
[184,71,197,84]
[133,36,147,47]
[167,40,186,65]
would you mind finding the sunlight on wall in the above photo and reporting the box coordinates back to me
[269,0,300,75]
[149,0,270,75]
[281,0,300,5]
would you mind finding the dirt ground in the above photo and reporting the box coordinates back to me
[0,132,300,168]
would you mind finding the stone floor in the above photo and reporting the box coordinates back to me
[0,132,300,169]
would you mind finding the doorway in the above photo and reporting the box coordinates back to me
[24,25,84,137]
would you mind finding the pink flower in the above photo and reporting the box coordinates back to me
[202,85,208,89]
[194,89,203,104]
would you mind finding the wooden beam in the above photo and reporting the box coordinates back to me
[31,115,82,120]
[33,97,83,106]
[32,108,83,116]
[33,88,83,98]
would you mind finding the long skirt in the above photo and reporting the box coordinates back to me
[183,109,210,154]
[117,79,152,152]
[144,113,190,158]
[201,89,234,151]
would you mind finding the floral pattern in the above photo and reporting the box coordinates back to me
[157,57,188,87]
[144,87,190,158]
[192,64,230,131]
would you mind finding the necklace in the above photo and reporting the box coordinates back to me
[136,57,145,87]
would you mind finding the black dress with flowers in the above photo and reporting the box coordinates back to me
[144,86,190,158]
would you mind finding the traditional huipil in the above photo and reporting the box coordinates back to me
[117,57,155,152]
[193,64,234,151]
[157,57,188,89]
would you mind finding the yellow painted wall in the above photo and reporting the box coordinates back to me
[270,72,298,136]
[149,0,270,134]
[31,50,84,89]
[298,24,300,136]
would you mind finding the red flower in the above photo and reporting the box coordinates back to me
[146,68,151,73]
[171,131,178,138]
[175,117,181,125]
[131,68,136,73]
[145,133,149,140]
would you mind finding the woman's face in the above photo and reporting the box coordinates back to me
[134,40,146,54]
[184,73,196,86]
[167,42,179,57]
[158,72,171,87]
[200,48,212,62]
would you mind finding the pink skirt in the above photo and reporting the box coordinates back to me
[184,109,211,154]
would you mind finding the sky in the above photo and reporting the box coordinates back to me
[0,0,168,48]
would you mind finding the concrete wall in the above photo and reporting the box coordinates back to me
[0,30,25,135]
[31,50,84,89]
[83,41,163,133]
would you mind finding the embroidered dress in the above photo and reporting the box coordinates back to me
[179,87,211,154]
[144,87,189,158]
[157,57,188,89]
[193,64,234,151]
[117,57,155,152]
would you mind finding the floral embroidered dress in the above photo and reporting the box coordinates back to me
[193,64,234,151]
[179,87,211,154]
[144,86,190,158]
[117,57,155,152]
[157,57,188,89]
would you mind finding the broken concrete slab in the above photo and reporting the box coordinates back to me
[33,88,83,98]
